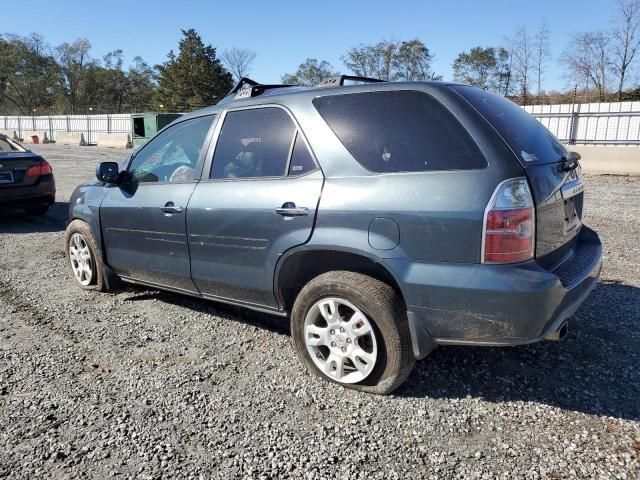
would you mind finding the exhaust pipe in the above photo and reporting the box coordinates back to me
[546,321,569,341]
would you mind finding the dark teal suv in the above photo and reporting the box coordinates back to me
[65,77,602,394]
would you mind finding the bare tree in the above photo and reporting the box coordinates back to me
[534,19,552,103]
[563,32,611,101]
[506,27,533,104]
[496,47,513,96]
[221,47,256,82]
[610,0,640,100]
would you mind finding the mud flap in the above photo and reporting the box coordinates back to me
[407,311,436,360]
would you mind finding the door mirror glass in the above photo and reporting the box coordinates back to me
[96,162,120,183]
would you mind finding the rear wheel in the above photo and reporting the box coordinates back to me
[25,204,49,216]
[291,271,415,394]
[64,220,107,291]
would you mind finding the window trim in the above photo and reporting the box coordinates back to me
[202,104,321,183]
[123,113,218,186]
[312,89,487,175]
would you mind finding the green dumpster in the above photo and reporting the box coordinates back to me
[131,112,182,148]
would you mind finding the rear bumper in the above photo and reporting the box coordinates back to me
[0,175,56,207]
[391,226,602,356]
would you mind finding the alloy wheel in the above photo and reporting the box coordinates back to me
[69,233,93,286]
[304,297,378,384]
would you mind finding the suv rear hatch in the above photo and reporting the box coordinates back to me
[451,86,584,269]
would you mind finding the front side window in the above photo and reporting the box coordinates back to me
[128,115,214,183]
[211,108,297,179]
[313,90,486,173]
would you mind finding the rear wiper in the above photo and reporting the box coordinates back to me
[560,152,580,172]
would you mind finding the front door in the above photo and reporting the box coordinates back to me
[100,115,216,292]
[187,107,323,307]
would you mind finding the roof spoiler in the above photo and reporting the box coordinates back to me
[317,75,385,88]
[225,77,298,101]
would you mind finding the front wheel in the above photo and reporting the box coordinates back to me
[64,220,108,291]
[291,271,415,395]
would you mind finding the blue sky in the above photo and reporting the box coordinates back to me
[4,0,614,91]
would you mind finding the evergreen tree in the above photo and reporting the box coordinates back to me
[155,29,232,110]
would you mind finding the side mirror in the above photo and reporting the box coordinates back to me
[568,151,581,161]
[96,161,120,183]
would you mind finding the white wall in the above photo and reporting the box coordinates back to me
[0,114,131,145]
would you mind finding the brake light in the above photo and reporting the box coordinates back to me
[27,159,53,177]
[482,178,535,264]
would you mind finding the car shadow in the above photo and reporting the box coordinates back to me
[0,201,69,233]
[397,281,640,422]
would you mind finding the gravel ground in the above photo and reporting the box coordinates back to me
[0,144,638,479]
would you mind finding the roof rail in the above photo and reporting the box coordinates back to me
[317,75,385,88]
[226,77,298,101]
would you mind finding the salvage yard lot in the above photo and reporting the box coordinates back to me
[0,144,638,479]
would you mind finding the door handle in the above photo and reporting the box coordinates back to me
[276,202,309,217]
[161,202,184,214]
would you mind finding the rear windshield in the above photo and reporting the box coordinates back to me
[313,90,486,173]
[0,136,24,153]
[451,85,567,165]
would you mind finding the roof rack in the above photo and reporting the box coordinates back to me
[226,77,298,101]
[317,75,385,88]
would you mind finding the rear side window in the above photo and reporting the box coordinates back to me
[313,90,486,173]
[451,85,567,165]
[211,108,296,179]
[288,132,317,176]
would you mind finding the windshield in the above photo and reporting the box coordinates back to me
[451,85,567,166]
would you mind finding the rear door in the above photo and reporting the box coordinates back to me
[451,86,585,268]
[100,115,215,291]
[187,106,323,308]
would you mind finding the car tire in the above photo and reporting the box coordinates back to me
[64,219,108,292]
[291,271,415,395]
[25,204,49,216]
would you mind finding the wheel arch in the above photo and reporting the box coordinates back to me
[274,247,404,312]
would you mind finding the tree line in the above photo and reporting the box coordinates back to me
[1,0,639,115]
[449,0,640,105]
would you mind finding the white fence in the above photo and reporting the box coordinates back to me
[2,101,640,146]
[0,114,132,145]
[525,101,640,145]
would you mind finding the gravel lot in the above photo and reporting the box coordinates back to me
[0,144,639,479]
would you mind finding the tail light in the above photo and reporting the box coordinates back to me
[482,178,535,264]
[27,159,53,177]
